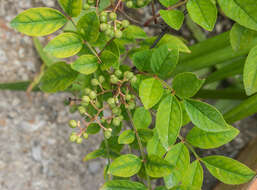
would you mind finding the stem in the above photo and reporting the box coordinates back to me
[126,109,152,190]
[104,136,112,181]
[194,89,248,100]
[114,0,122,12]
[178,135,200,159]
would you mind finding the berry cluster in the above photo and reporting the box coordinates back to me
[67,70,138,144]
[83,0,96,10]
[99,11,130,38]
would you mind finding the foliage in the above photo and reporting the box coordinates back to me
[9,0,257,189]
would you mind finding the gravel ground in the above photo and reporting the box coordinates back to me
[0,1,257,190]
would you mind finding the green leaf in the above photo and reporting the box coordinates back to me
[156,95,182,150]
[186,125,239,149]
[187,0,217,31]
[160,10,184,31]
[202,155,256,184]
[99,0,111,11]
[133,107,152,129]
[159,0,179,7]
[77,11,100,43]
[147,130,166,158]
[118,130,135,144]
[132,50,152,73]
[243,45,257,95]
[44,32,83,58]
[159,35,191,53]
[170,185,201,190]
[100,180,147,190]
[218,0,257,31]
[100,50,119,70]
[71,54,98,75]
[40,62,78,92]
[151,45,179,79]
[182,160,203,189]
[83,149,105,162]
[181,102,191,126]
[146,155,174,178]
[172,72,205,98]
[10,8,67,36]
[183,99,228,132]
[164,143,190,189]
[122,25,147,41]
[58,0,82,17]
[139,78,164,109]
[138,129,153,142]
[230,23,257,52]
[109,154,142,177]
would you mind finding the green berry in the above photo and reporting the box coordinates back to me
[100,23,108,31]
[118,115,124,121]
[91,78,99,86]
[107,98,115,105]
[126,1,133,8]
[113,117,121,126]
[104,128,112,139]
[100,11,107,17]
[115,70,122,77]
[100,15,107,23]
[87,0,95,5]
[116,23,121,29]
[112,107,121,115]
[76,137,83,144]
[69,120,77,128]
[98,75,105,83]
[85,88,91,95]
[115,30,122,38]
[70,134,78,142]
[108,30,114,38]
[105,28,112,36]
[130,76,137,84]
[109,12,117,20]
[82,96,91,103]
[78,106,86,115]
[83,133,89,139]
[125,94,132,101]
[122,20,130,28]
[89,91,97,99]
[124,71,134,80]
[136,0,144,6]
[84,3,90,10]
[128,102,136,110]
[110,75,119,84]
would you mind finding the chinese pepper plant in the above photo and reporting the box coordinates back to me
[9,0,257,189]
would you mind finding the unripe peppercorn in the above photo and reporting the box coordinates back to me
[100,23,108,31]
[85,88,91,95]
[115,30,123,38]
[78,106,86,115]
[137,0,144,6]
[82,95,90,103]
[83,133,89,139]
[124,71,134,79]
[113,117,121,126]
[84,3,90,10]
[104,128,112,139]
[87,0,95,5]
[70,134,78,142]
[125,94,132,101]
[115,70,122,77]
[89,91,97,99]
[100,11,107,17]
[91,78,99,86]
[76,137,83,144]
[128,102,136,110]
[100,15,107,23]
[109,12,117,20]
[69,120,77,128]
[130,76,137,84]
[107,98,115,105]
[126,1,133,8]
[122,20,129,28]
[110,75,119,84]
[98,75,105,83]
